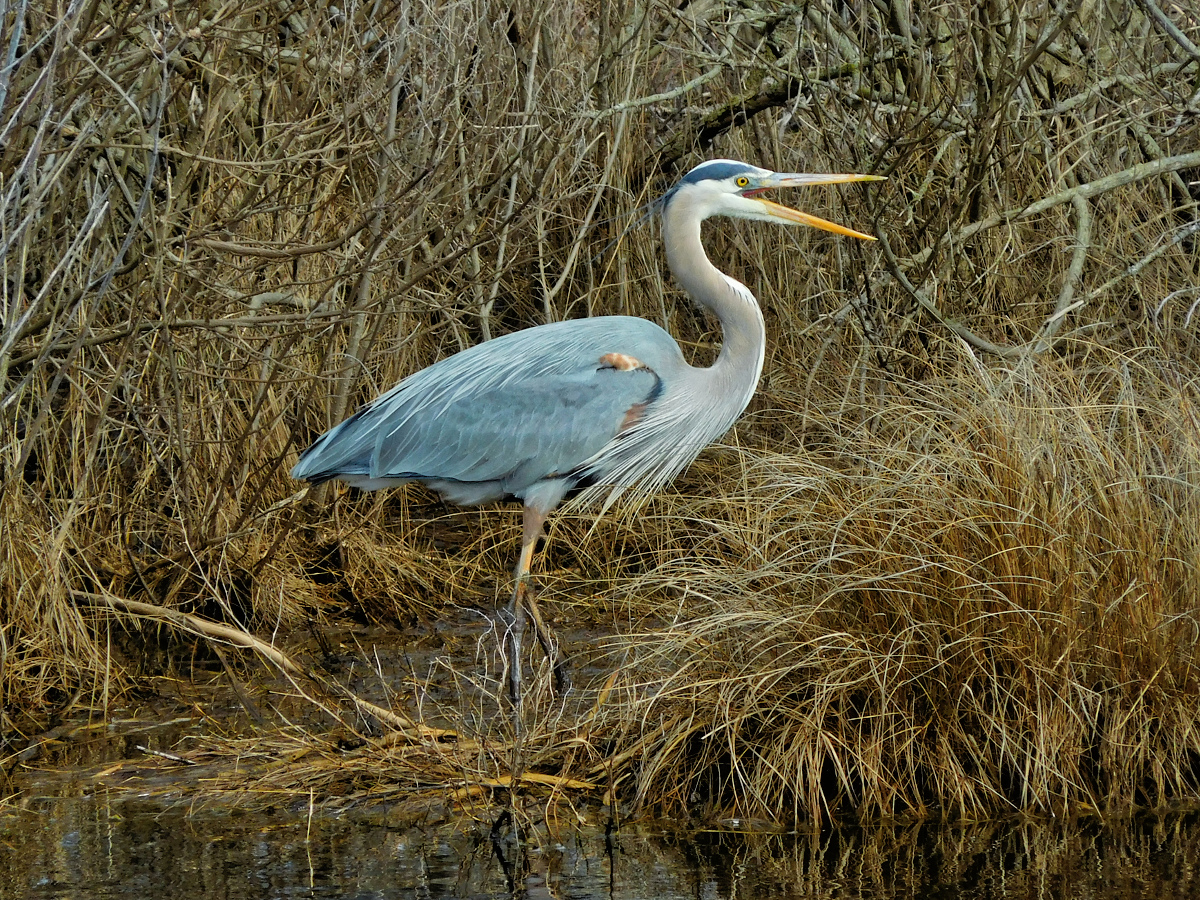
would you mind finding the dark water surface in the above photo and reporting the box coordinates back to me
[3,789,1199,899]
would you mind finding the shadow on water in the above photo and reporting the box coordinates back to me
[3,790,1199,899]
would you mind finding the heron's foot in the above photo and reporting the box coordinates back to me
[551,657,572,696]
[504,580,572,711]
[503,587,527,709]
[523,584,572,696]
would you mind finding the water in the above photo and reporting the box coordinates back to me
[3,789,1198,899]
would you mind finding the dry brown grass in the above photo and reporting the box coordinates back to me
[598,340,1200,823]
[2,0,1199,824]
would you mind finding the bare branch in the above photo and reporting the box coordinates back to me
[1032,193,1092,352]
[904,151,1200,272]
[1138,0,1200,61]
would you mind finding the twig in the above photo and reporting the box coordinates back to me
[5,309,364,369]
[193,221,372,259]
[653,60,867,170]
[585,62,726,119]
[1138,0,1200,61]
[328,66,404,428]
[135,745,197,765]
[539,38,639,320]
[905,150,1200,272]
[448,771,599,799]
[1112,221,1200,322]
[876,230,1025,359]
[481,24,542,339]
[1032,193,1092,352]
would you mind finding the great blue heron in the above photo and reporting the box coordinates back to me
[292,158,882,705]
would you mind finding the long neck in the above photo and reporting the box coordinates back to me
[662,196,766,401]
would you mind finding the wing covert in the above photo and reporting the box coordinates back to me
[371,363,660,490]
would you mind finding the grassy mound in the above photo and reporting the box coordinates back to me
[602,343,1200,823]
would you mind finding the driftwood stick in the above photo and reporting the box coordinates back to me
[72,590,456,741]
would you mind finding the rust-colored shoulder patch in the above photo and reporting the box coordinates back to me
[620,401,649,433]
[598,352,646,371]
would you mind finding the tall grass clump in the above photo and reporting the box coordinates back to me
[602,341,1200,823]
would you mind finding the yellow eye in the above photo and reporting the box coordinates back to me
[736,176,749,187]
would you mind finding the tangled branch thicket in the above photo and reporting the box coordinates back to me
[2,0,1199,824]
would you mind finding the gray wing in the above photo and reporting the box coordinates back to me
[369,364,660,489]
[292,317,676,502]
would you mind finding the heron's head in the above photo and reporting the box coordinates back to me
[663,159,883,240]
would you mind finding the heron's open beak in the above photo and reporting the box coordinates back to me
[751,173,884,241]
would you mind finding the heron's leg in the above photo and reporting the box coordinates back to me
[505,561,530,706]
[504,508,540,705]
[505,506,572,705]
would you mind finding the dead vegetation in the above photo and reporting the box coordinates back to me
[2,0,1199,825]
[599,344,1200,823]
